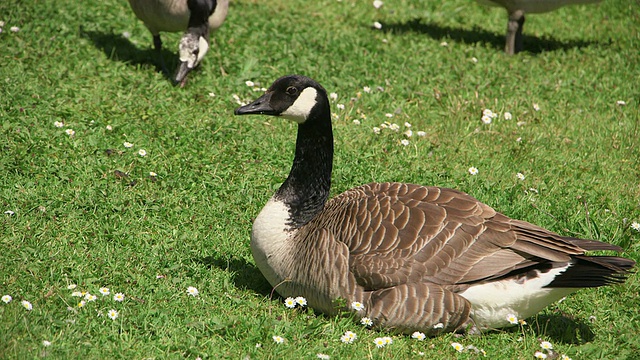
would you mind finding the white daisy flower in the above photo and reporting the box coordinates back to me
[451,342,464,352]
[360,317,373,327]
[99,287,110,296]
[616,100,626,106]
[504,112,512,120]
[516,172,525,180]
[337,104,345,110]
[272,335,285,344]
[630,221,640,231]
[411,331,426,340]
[352,119,361,125]
[284,297,296,308]
[107,309,118,320]
[389,123,400,131]
[54,121,64,128]
[71,291,83,297]
[186,286,199,297]
[138,149,147,157]
[10,26,19,32]
[67,284,77,290]
[481,115,492,124]
[468,167,479,176]
[373,22,382,29]
[372,127,381,134]
[84,294,97,302]
[351,301,365,311]
[113,293,125,302]
[416,131,426,137]
[329,92,338,101]
[373,0,383,9]
[471,57,478,63]
[65,129,75,136]
[363,86,371,93]
[534,351,548,359]
[533,103,541,111]
[2,295,12,303]
[340,331,357,344]
[506,313,518,325]
[482,109,496,118]
[149,172,157,177]
[374,337,386,348]
[540,341,553,350]
[42,340,51,347]
[561,355,572,360]
[294,296,307,307]
[403,129,413,137]
[440,41,448,47]
[400,139,410,146]
[245,80,255,87]
[21,300,33,311]
[123,142,133,148]
[317,354,330,359]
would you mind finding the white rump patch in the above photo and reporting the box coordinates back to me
[281,87,318,123]
[459,265,575,330]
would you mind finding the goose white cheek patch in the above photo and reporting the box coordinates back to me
[281,87,318,123]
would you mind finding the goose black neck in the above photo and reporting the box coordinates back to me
[275,105,333,229]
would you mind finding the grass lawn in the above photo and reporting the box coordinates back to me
[1,0,639,358]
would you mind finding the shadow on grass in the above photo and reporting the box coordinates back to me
[528,313,595,344]
[487,313,595,344]
[79,27,175,82]
[380,19,598,54]
[200,254,272,297]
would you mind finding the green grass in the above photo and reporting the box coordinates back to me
[1,0,639,358]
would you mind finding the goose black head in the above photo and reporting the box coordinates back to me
[174,33,209,85]
[234,75,329,124]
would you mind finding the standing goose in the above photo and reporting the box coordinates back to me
[476,0,601,54]
[234,75,634,334]
[127,0,229,85]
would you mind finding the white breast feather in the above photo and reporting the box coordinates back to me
[251,198,293,287]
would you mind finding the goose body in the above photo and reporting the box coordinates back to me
[127,0,229,85]
[235,75,634,334]
[475,0,602,54]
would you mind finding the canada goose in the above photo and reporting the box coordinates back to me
[234,75,634,334]
[127,0,229,85]
[476,0,602,54]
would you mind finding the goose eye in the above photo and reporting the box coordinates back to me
[286,86,298,96]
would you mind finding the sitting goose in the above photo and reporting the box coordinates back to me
[476,0,602,54]
[127,0,229,85]
[234,75,634,334]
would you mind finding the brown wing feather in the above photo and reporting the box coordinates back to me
[316,182,596,290]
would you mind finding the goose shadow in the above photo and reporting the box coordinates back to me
[486,313,595,344]
[380,19,598,54]
[527,313,595,344]
[79,27,176,81]
[199,254,273,297]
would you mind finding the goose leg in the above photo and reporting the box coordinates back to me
[505,9,525,55]
[152,34,169,75]
[365,283,472,335]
